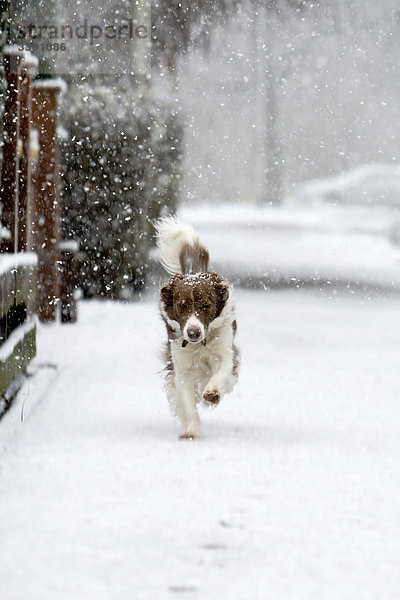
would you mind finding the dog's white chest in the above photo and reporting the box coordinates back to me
[171,340,213,371]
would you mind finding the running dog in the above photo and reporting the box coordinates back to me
[156,217,239,439]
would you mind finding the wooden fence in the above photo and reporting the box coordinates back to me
[0,45,77,406]
[0,254,37,402]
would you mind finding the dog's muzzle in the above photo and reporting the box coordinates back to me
[183,316,205,345]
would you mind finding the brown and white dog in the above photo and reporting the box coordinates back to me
[156,217,239,439]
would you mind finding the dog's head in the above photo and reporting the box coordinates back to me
[160,272,229,345]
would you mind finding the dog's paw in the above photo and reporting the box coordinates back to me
[179,431,201,440]
[203,390,220,405]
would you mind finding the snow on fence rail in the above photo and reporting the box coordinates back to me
[0,254,37,407]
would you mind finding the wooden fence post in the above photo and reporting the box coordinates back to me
[18,52,38,252]
[59,241,78,323]
[32,79,65,322]
[0,47,23,253]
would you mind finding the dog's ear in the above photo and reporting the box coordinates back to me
[160,281,174,308]
[214,276,229,317]
[160,274,183,308]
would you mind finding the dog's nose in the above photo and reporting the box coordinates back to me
[187,327,201,341]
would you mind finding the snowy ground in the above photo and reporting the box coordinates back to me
[1,288,400,600]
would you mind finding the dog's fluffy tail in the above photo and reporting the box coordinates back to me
[155,216,209,275]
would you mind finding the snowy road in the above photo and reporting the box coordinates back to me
[1,289,400,600]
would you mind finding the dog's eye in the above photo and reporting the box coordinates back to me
[179,301,187,309]
[201,304,210,311]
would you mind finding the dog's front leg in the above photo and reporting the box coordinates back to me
[175,370,201,439]
[203,352,234,405]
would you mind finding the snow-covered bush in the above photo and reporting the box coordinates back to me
[61,82,149,298]
[8,0,58,76]
[60,82,181,299]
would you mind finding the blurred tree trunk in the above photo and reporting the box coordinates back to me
[257,0,316,204]
[130,0,151,93]
[264,51,282,205]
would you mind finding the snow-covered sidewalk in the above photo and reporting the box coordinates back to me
[1,289,400,600]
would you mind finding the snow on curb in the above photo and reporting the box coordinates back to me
[0,362,58,456]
